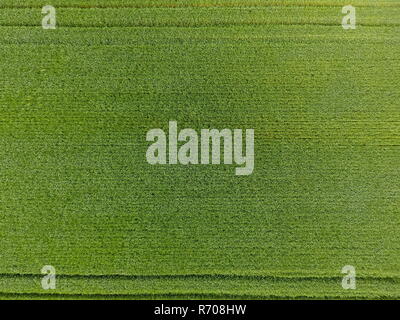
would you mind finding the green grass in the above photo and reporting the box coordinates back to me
[0,0,399,299]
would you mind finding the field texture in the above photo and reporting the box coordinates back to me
[0,0,399,299]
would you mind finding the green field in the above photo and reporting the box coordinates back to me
[0,0,399,299]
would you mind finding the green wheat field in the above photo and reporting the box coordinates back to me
[0,0,399,299]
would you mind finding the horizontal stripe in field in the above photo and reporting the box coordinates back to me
[0,273,400,299]
[0,6,399,28]
[1,0,400,9]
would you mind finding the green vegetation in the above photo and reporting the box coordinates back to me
[0,0,399,299]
